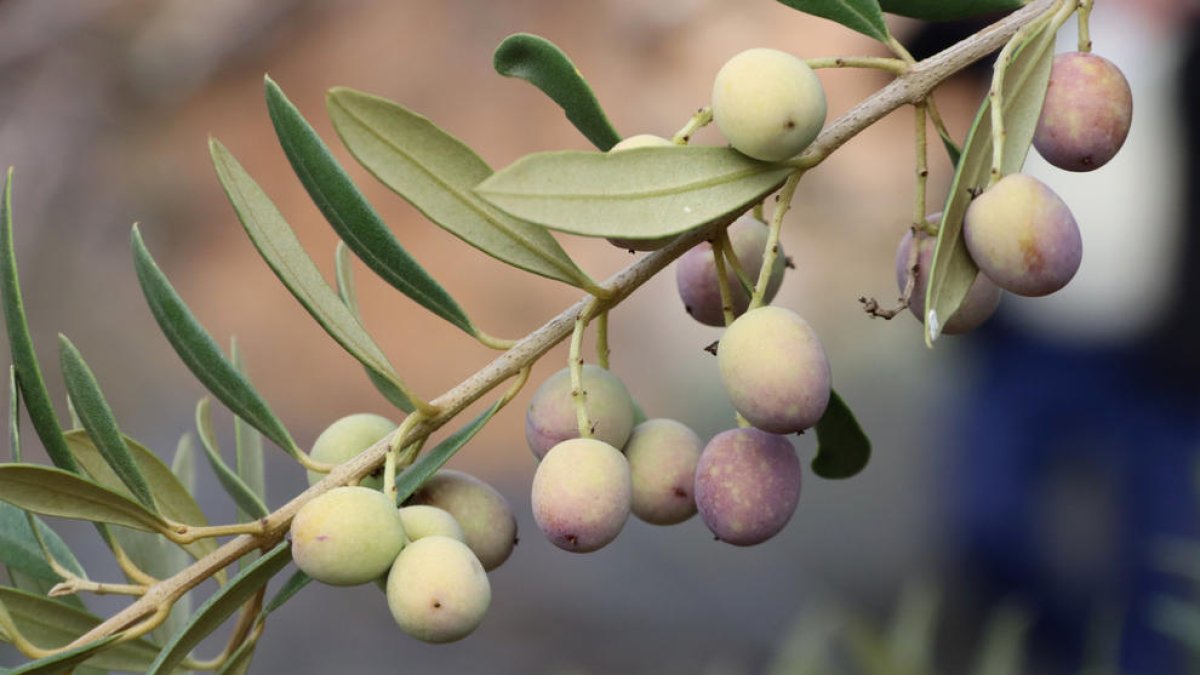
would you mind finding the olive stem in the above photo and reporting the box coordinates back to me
[568,314,594,439]
[672,107,712,145]
[988,0,1066,186]
[807,55,909,75]
[717,227,755,296]
[1077,0,1093,52]
[711,233,738,327]
[596,312,610,369]
[913,102,929,228]
[749,172,802,310]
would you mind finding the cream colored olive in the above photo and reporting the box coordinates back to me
[290,486,405,586]
[398,505,464,542]
[712,48,826,161]
[387,536,491,644]
[306,413,396,489]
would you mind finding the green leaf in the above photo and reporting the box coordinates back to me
[7,634,120,675]
[812,389,872,479]
[230,341,266,525]
[476,146,793,239]
[131,225,304,460]
[492,34,621,151]
[333,243,432,411]
[775,0,890,43]
[924,21,1054,346]
[217,568,315,675]
[172,433,196,495]
[0,502,85,582]
[148,541,292,675]
[0,587,162,671]
[8,366,19,461]
[63,429,218,565]
[216,637,258,675]
[879,0,1028,21]
[209,138,418,414]
[0,464,170,533]
[0,169,77,473]
[393,398,502,505]
[265,77,476,337]
[195,398,269,521]
[326,87,596,290]
[58,336,156,510]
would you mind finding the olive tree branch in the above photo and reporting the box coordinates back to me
[65,0,1057,651]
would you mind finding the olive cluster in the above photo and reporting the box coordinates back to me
[289,415,517,643]
[897,51,1133,334]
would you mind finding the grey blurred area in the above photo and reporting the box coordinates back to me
[0,0,1192,673]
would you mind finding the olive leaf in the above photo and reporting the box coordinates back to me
[6,634,120,675]
[265,76,477,336]
[775,0,890,43]
[0,502,85,583]
[326,87,597,290]
[230,340,267,525]
[148,541,292,675]
[493,33,621,150]
[63,429,220,569]
[392,397,503,505]
[0,170,76,473]
[476,146,793,239]
[132,225,305,460]
[924,19,1054,346]
[210,138,421,413]
[58,335,157,510]
[195,398,270,521]
[333,242,432,410]
[879,0,1028,21]
[0,464,170,533]
[812,389,871,479]
[0,587,162,672]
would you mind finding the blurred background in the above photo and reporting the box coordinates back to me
[0,0,1197,673]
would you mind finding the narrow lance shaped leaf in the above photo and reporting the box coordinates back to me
[209,138,419,413]
[775,0,890,43]
[132,225,305,459]
[0,169,76,473]
[172,432,196,494]
[148,541,292,675]
[924,20,1054,346]
[230,339,266,517]
[265,77,477,336]
[493,34,621,150]
[879,0,1028,21]
[195,398,269,521]
[476,146,793,239]
[8,366,19,460]
[7,635,121,675]
[812,389,871,479]
[58,335,156,510]
[0,587,162,672]
[327,87,597,290]
[393,397,503,504]
[0,464,170,533]
[334,242,431,411]
[217,568,315,675]
[63,429,221,573]
[0,502,85,582]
